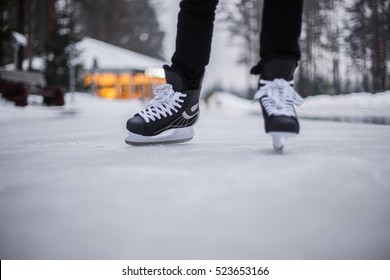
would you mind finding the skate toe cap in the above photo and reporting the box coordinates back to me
[268,116,299,133]
[126,115,147,135]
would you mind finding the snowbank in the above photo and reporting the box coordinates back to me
[303,91,390,109]
[202,90,390,124]
[299,91,390,125]
[204,90,390,110]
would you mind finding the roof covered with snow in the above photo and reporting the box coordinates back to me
[77,38,167,71]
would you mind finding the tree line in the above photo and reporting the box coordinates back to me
[220,0,390,96]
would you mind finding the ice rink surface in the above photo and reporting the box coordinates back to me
[0,94,389,259]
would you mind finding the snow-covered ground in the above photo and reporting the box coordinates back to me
[300,91,390,125]
[0,92,390,259]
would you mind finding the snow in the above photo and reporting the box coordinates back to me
[303,91,390,109]
[12,32,27,46]
[206,90,390,110]
[300,91,390,125]
[0,92,390,259]
[4,56,45,71]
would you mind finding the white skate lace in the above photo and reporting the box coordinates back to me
[253,79,303,117]
[138,84,186,123]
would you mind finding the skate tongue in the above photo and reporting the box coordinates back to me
[274,79,285,89]
[163,65,187,92]
[149,84,176,107]
[153,84,174,96]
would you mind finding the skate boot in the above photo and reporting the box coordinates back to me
[125,65,202,145]
[253,59,304,152]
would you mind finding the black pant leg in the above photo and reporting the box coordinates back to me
[171,0,219,80]
[252,0,304,74]
[261,0,304,60]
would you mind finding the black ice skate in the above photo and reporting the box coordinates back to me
[125,65,202,145]
[253,59,304,152]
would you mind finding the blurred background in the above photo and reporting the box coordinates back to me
[1,0,389,105]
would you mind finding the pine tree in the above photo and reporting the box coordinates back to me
[0,0,14,66]
[346,0,390,92]
[77,0,165,59]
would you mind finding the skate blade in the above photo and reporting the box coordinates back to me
[125,127,194,146]
[269,132,297,152]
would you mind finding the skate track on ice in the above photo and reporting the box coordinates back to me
[0,94,389,259]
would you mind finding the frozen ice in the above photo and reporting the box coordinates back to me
[0,92,389,259]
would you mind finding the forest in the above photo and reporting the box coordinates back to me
[221,0,390,96]
[0,0,164,89]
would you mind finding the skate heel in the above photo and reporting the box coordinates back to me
[269,132,297,152]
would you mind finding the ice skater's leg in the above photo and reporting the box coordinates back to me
[251,0,304,75]
[171,0,219,89]
[252,0,304,152]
